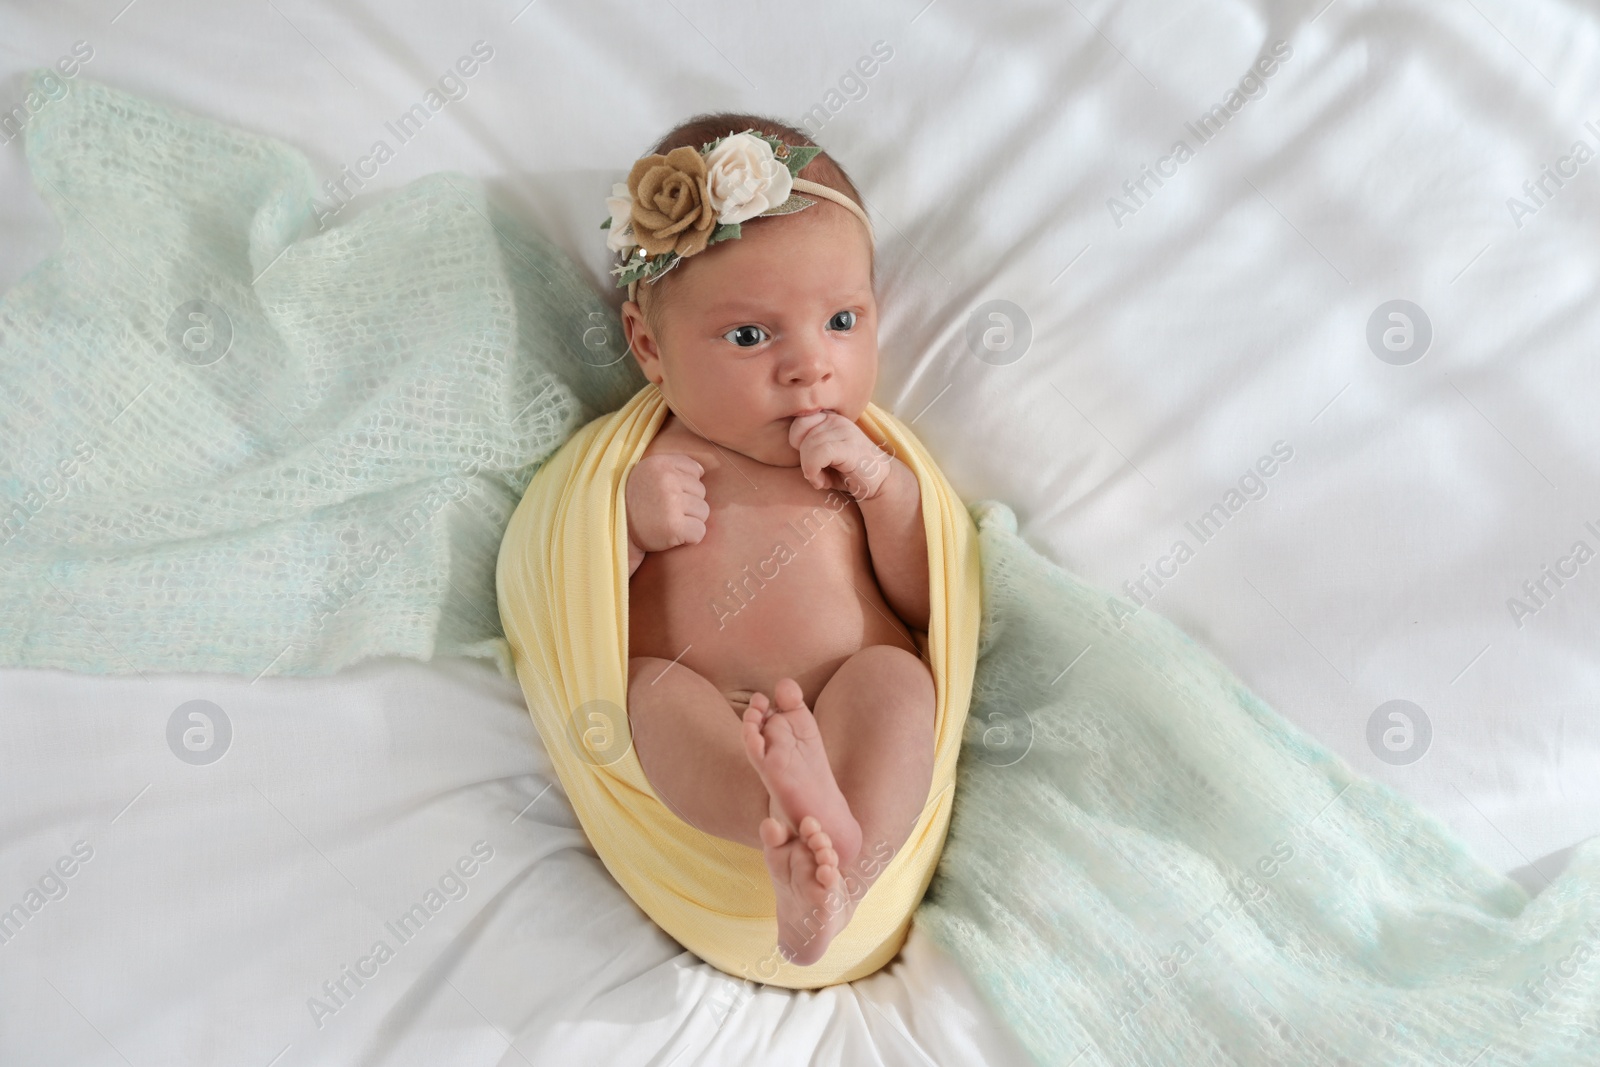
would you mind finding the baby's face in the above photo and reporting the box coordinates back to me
[622,204,877,468]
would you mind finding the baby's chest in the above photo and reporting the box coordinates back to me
[628,433,900,665]
[694,462,866,573]
[638,426,867,564]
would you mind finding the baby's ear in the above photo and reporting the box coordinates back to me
[619,300,662,383]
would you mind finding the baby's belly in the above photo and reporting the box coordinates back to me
[628,472,919,710]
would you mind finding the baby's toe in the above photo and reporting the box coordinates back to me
[774,678,806,712]
[758,815,789,849]
[757,700,799,750]
[743,693,772,725]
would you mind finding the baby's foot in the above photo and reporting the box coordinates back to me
[756,814,853,965]
[740,680,863,870]
[741,679,865,965]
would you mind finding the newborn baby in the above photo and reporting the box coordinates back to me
[616,117,934,966]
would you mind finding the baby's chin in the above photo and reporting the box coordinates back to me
[687,407,870,469]
[730,428,804,469]
[714,419,831,469]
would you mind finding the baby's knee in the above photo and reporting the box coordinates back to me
[626,655,722,723]
[846,644,934,706]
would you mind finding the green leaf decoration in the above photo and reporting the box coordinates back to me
[600,217,611,229]
[781,145,822,177]
[707,222,742,245]
[612,254,656,286]
[614,264,649,287]
[639,254,686,288]
[611,247,690,289]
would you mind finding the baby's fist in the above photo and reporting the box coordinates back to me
[788,412,895,500]
[626,453,710,554]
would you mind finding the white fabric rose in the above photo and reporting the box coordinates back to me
[604,182,637,253]
[704,133,794,225]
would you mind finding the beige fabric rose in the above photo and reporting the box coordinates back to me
[627,146,716,258]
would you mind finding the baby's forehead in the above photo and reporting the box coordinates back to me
[683,251,873,312]
[688,282,874,319]
[733,207,873,268]
[648,208,874,320]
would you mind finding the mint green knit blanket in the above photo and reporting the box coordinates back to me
[5,74,1598,1066]
[0,73,641,679]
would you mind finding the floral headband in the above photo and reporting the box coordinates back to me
[602,129,875,303]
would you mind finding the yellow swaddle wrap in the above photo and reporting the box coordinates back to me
[495,381,980,988]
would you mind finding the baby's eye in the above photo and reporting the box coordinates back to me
[828,310,857,332]
[723,325,768,348]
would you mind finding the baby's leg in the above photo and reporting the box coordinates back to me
[742,645,935,964]
[625,656,773,849]
[809,645,935,869]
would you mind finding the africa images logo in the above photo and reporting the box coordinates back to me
[310,41,495,228]
[1107,41,1293,229]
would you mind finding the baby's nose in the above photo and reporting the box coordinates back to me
[781,340,834,385]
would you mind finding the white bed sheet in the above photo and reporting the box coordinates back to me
[4,0,1600,1063]
[0,658,1029,1065]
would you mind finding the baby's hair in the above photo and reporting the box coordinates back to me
[621,112,871,329]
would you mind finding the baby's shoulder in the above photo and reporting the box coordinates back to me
[641,414,719,468]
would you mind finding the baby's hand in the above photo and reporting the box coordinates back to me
[788,412,894,501]
[626,453,709,554]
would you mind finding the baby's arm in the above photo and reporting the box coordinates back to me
[855,459,930,632]
[790,415,930,632]
[625,454,709,577]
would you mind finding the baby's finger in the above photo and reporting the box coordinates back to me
[668,454,705,478]
[803,438,851,490]
[788,412,830,449]
[681,494,710,521]
[678,516,707,544]
[796,449,826,490]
